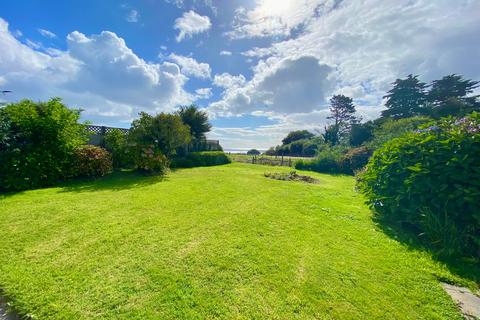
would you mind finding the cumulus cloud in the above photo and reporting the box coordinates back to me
[210,0,480,148]
[213,73,246,88]
[220,50,232,56]
[195,87,213,99]
[0,18,193,124]
[38,28,57,38]
[211,56,334,115]
[174,10,211,42]
[168,53,211,79]
[126,9,140,23]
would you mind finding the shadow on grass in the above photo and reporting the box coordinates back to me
[58,170,167,194]
[373,215,480,286]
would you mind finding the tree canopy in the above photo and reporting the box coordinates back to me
[381,74,428,119]
[176,105,212,140]
[282,130,314,145]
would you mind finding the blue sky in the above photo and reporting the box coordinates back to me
[1,0,479,150]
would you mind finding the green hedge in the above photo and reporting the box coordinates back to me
[358,113,480,257]
[0,99,87,191]
[171,151,231,168]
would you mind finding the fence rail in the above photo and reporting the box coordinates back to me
[229,154,314,167]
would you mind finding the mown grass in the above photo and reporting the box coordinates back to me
[0,163,476,319]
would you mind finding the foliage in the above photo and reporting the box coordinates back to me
[72,145,113,178]
[322,124,340,146]
[295,146,346,174]
[264,170,319,183]
[358,113,480,257]
[104,129,131,169]
[0,98,87,191]
[0,164,472,319]
[349,122,374,146]
[327,94,359,144]
[381,74,428,119]
[367,116,431,149]
[171,151,230,168]
[176,105,212,140]
[340,146,372,173]
[128,112,191,158]
[130,144,169,175]
[246,149,261,155]
[281,130,314,145]
[427,74,480,117]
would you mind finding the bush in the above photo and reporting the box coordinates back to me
[130,144,169,175]
[358,113,480,257]
[295,147,346,174]
[340,146,372,173]
[367,116,431,149]
[0,98,87,191]
[104,129,131,169]
[172,151,231,168]
[72,145,113,178]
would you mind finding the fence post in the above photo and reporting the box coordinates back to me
[289,158,292,167]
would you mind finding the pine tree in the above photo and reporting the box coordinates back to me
[381,74,428,119]
[325,94,359,145]
[428,74,479,117]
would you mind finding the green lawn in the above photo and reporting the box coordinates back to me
[0,163,475,319]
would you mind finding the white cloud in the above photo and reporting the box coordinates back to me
[226,0,330,39]
[38,28,57,38]
[195,87,212,99]
[215,0,480,124]
[25,39,42,49]
[220,50,232,56]
[0,18,193,124]
[168,53,211,79]
[174,10,211,42]
[213,73,246,88]
[126,9,140,23]
[210,56,334,115]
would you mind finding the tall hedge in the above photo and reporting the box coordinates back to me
[358,113,480,257]
[0,98,87,191]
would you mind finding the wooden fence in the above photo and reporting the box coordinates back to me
[229,154,313,167]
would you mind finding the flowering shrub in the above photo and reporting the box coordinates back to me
[72,145,113,178]
[358,113,480,257]
[131,144,169,175]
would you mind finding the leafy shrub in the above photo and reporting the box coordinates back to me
[367,116,431,149]
[128,112,191,158]
[72,145,113,178]
[340,146,372,173]
[131,144,169,175]
[295,147,346,174]
[358,113,480,257]
[171,151,230,168]
[0,98,87,191]
[104,129,131,168]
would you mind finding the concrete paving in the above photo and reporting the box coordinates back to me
[442,283,480,319]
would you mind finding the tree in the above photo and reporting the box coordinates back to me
[326,94,359,145]
[381,74,428,119]
[247,149,261,155]
[281,130,314,145]
[176,105,212,140]
[129,112,191,157]
[428,74,479,117]
[349,122,374,146]
[322,124,340,146]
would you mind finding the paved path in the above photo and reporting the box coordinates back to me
[442,283,480,319]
